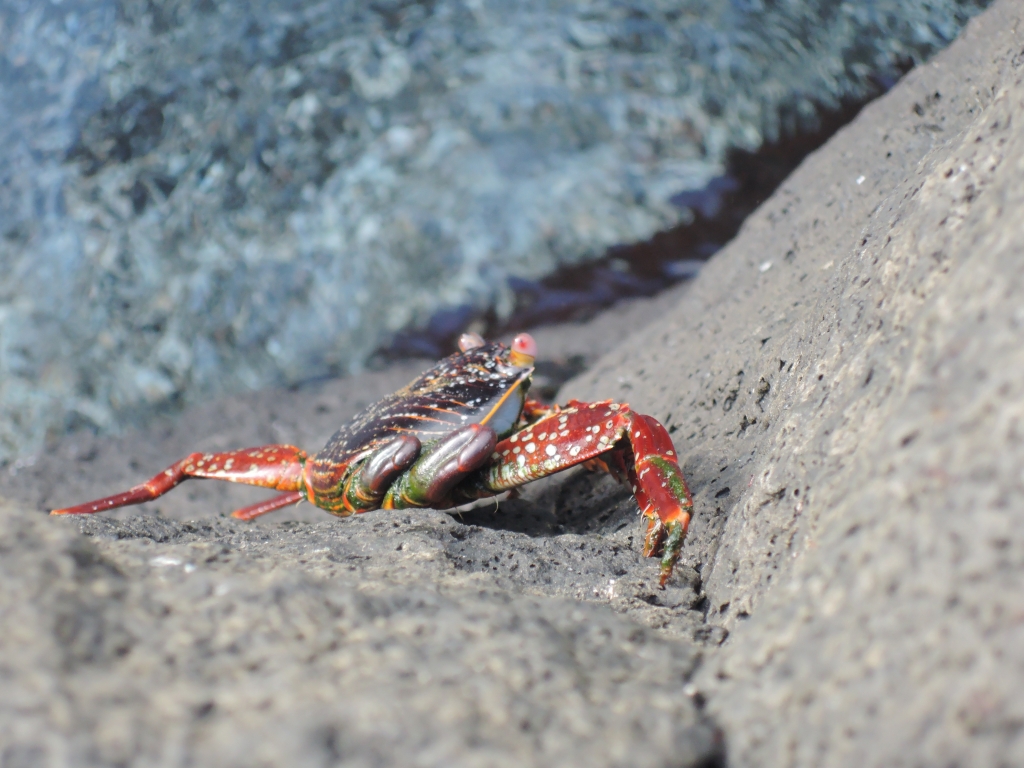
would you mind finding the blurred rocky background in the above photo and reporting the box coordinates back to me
[0,0,990,462]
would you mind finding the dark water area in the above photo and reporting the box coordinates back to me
[383,93,886,362]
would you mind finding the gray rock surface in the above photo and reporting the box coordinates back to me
[0,505,721,768]
[0,0,987,461]
[2,0,1023,765]
[565,1,1024,763]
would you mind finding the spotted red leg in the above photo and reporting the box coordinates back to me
[231,491,305,521]
[50,445,310,516]
[456,399,693,585]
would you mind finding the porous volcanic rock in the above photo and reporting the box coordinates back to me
[2,1,1023,766]
[564,0,1024,763]
[0,503,722,768]
[0,0,987,461]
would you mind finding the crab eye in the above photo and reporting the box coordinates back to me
[509,332,537,367]
[458,332,485,352]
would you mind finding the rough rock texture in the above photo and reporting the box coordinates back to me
[0,505,722,768]
[2,0,1024,765]
[0,0,987,461]
[564,1,1024,763]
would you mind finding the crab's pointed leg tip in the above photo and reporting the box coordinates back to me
[658,563,674,588]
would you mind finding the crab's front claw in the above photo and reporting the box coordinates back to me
[383,423,497,509]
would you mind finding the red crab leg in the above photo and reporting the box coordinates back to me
[461,400,693,585]
[231,491,305,521]
[521,398,556,421]
[50,445,309,516]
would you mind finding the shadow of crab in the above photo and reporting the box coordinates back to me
[445,470,705,618]
[453,468,639,539]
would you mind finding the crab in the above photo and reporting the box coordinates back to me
[52,333,694,585]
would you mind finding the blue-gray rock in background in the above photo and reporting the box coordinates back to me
[0,0,988,460]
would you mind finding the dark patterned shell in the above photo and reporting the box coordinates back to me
[312,341,531,471]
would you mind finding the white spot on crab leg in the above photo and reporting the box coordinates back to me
[570,445,581,457]
[526,443,537,454]
[517,454,526,466]
[545,444,557,457]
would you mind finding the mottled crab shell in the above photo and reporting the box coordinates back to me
[308,341,533,486]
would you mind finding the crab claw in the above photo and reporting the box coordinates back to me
[383,423,498,509]
[342,434,422,509]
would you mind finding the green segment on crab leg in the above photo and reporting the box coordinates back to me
[658,520,688,586]
[383,423,497,509]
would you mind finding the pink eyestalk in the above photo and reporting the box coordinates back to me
[509,332,537,367]
[458,332,485,352]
